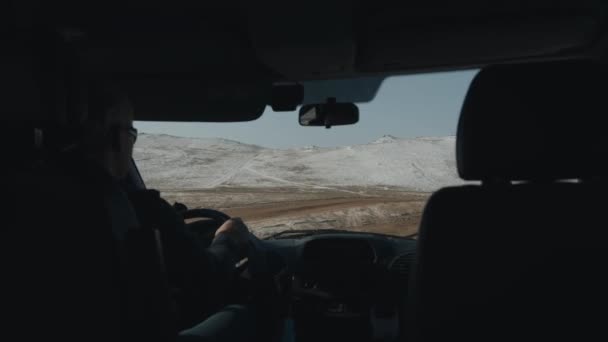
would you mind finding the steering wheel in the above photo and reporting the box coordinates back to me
[182,208,262,274]
[183,208,231,222]
[183,208,231,248]
[181,206,280,280]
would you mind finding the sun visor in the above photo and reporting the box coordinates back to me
[118,79,269,122]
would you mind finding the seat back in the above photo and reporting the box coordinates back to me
[2,38,174,341]
[408,61,608,342]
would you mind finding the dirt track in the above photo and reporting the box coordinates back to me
[160,187,430,238]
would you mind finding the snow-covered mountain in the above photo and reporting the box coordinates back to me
[134,134,463,192]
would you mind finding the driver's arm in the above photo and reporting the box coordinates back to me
[128,189,245,327]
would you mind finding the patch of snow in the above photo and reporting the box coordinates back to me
[372,135,399,144]
[134,134,463,192]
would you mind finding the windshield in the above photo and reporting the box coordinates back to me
[134,71,477,238]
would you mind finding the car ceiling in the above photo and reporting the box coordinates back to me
[7,0,608,122]
[12,0,607,78]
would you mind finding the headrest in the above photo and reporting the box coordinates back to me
[457,61,608,181]
[0,123,43,164]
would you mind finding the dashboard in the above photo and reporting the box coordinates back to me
[260,232,417,342]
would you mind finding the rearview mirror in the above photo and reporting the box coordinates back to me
[299,99,359,128]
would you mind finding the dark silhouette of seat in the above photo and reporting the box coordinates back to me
[408,61,608,342]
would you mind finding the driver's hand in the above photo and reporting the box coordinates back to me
[214,218,250,255]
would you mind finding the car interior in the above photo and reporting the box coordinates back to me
[4,1,608,342]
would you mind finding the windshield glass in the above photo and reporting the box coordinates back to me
[134,71,477,238]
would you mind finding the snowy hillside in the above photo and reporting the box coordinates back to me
[134,133,463,192]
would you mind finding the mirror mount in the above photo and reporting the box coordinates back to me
[324,97,337,129]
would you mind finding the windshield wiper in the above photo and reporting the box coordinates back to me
[266,229,418,240]
[266,229,355,239]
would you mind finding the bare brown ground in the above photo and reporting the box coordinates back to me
[160,187,430,238]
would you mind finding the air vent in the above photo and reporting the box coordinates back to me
[389,253,416,283]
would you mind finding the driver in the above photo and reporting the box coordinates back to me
[57,80,257,341]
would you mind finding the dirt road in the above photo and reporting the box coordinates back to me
[160,187,430,238]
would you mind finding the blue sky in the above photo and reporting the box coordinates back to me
[136,70,477,148]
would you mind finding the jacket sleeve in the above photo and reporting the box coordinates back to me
[128,189,241,327]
